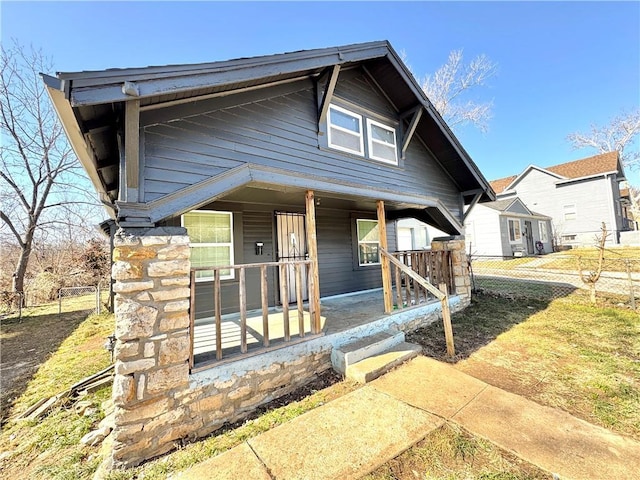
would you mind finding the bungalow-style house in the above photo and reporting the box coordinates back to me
[44,41,494,468]
[464,198,553,257]
[491,152,628,247]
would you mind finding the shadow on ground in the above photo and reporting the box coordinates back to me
[407,291,552,362]
[0,309,92,423]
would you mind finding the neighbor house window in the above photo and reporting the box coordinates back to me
[366,118,398,164]
[182,210,234,281]
[508,218,521,243]
[538,222,548,243]
[328,104,364,156]
[564,204,577,221]
[562,234,577,242]
[356,219,380,265]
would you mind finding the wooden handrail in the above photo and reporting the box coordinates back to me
[380,248,455,357]
[381,248,445,300]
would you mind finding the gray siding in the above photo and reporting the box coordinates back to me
[503,169,619,245]
[164,202,396,318]
[142,72,461,218]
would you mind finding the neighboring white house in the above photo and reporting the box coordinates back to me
[464,198,553,257]
[490,152,629,247]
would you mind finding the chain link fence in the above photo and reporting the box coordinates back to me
[0,291,24,319]
[58,285,105,315]
[470,254,639,308]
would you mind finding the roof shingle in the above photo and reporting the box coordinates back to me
[491,151,621,194]
[546,151,620,179]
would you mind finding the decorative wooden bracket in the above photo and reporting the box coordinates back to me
[400,106,423,158]
[317,65,340,131]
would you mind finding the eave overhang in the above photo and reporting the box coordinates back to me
[44,40,494,220]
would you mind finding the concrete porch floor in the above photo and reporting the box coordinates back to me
[193,288,438,365]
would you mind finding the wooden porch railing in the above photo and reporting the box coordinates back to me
[390,250,453,307]
[381,248,455,357]
[189,259,320,368]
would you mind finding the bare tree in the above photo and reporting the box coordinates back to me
[567,109,640,170]
[576,222,609,305]
[0,42,98,298]
[419,50,498,133]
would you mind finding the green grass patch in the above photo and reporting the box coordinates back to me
[460,296,640,438]
[364,423,548,480]
[11,312,114,414]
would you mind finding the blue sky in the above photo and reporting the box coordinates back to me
[2,1,639,185]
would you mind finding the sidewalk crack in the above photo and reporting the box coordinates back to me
[247,440,276,480]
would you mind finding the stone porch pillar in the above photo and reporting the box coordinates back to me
[109,226,194,467]
[431,236,471,305]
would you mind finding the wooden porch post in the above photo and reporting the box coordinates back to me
[305,190,321,332]
[377,200,394,313]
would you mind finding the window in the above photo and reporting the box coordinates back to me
[328,105,364,156]
[562,234,577,242]
[508,219,521,243]
[367,118,398,164]
[356,219,380,265]
[564,204,577,221]
[182,210,234,281]
[326,103,398,165]
[538,222,548,243]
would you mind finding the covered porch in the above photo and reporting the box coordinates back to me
[189,246,457,370]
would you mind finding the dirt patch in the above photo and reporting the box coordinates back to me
[0,310,92,422]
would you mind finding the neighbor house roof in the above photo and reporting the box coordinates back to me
[491,151,623,194]
[489,176,517,195]
[546,152,621,179]
[43,40,494,218]
[481,198,550,219]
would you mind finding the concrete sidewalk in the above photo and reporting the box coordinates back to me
[172,356,640,480]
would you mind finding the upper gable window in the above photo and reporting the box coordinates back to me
[326,103,398,165]
[328,105,364,156]
[367,119,398,164]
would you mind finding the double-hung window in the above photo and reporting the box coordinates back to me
[328,104,364,156]
[367,118,398,164]
[564,204,577,221]
[182,210,234,281]
[356,219,380,265]
[508,218,521,243]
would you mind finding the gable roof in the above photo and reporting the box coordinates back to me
[483,198,530,213]
[491,151,623,194]
[546,151,621,179]
[489,176,517,195]
[480,198,550,219]
[43,40,494,218]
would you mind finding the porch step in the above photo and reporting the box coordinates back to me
[346,342,423,383]
[331,329,405,376]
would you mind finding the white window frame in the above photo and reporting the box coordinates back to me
[564,204,577,221]
[356,219,381,266]
[181,210,234,282]
[327,104,364,156]
[538,221,548,243]
[366,118,398,165]
[507,218,522,243]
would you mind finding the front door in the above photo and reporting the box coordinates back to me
[524,220,534,254]
[275,212,308,303]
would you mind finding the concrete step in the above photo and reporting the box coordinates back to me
[331,329,405,375]
[346,342,423,383]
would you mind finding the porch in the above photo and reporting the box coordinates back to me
[190,248,456,370]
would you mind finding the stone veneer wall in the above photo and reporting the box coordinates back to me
[108,226,331,469]
[430,236,471,306]
[106,229,472,469]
